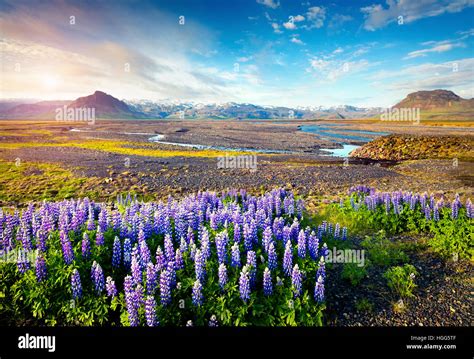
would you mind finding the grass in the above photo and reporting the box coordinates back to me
[0,139,257,158]
[0,161,95,204]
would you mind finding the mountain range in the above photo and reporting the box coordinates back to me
[0,89,472,120]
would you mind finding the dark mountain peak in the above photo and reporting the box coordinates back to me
[393,89,470,109]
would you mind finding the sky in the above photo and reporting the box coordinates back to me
[0,0,473,107]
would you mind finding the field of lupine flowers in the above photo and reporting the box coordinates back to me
[0,187,471,327]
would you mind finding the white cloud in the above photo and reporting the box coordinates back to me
[271,22,283,33]
[305,6,326,29]
[361,0,474,31]
[404,41,465,59]
[290,36,305,45]
[283,21,297,30]
[237,56,253,62]
[293,15,306,22]
[333,47,344,54]
[256,0,280,9]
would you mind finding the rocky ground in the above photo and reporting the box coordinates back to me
[326,236,473,327]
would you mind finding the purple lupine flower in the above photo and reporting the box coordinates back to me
[231,242,241,268]
[297,230,306,258]
[146,262,158,295]
[167,260,176,288]
[424,205,431,221]
[81,232,91,259]
[71,269,82,300]
[239,266,251,302]
[175,248,184,270]
[262,226,273,253]
[123,238,132,269]
[155,246,166,271]
[267,241,277,271]
[451,200,459,219]
[308,231,319,260]
[209,315,219,327]
[283,240,293,277]
[60,230,74,265]
[35,255,47,282]
[291,264,302,298]
[95,227,104,246]
[314,275,325,302]
[433,204,440,221]
[342,227,347,240]
[93,262,105,294]
[131,253,142,285]
[218,263,227,291]
[233,224,241,244]
[194,249,206,283]
[124,275,139,326]
[317,257,326,281]
[215,232,227,264]
[106,276,117,298]
[164,234,174,261]
[159,269,171,306]
[334,223,340,239]
[112,236,121,268]
[263,267,272,296]
[139,240,151,270]
[145,295,158,327]
[192,279,203,306]
[320,243,329,259]
[246,250,257,287]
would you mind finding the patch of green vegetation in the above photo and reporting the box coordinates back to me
[384,264,418,299]
[0,161,95,204]
[355,298,374,313]
[0,139,256,159]
[361,230,409,267]
[341,262,368,286]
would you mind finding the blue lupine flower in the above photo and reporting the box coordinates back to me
[194,249,206,283]
[124,275,139,326]
[167,260,176,288]
[95,227,104,246]
[231,242,241,268]
[291,264,302,298]
[131,254,142,285]
[334,223,340,239]
[155,246,166,271]
[93,262,105,294]
[82,232,91,259]
[146,262,158,294]
[164,234,174,261]
[71,269,82,300]
[175,248,184,270]
[209,315,219,327]
[239,266,251,302]
[267,242,277,271]
[320,243,329,259]
[106,276,117,297]
[112,236,121,268]
[297,230,306,258]
[35,255,47,282]
[160,269,171,306]
[342,227,347,240]
[215,232,227,264]
[317,257,326,281]
[246,250,257,287]
[139,240,151,270]
[218,263,227,291]
[192,279,203,306]
[263,267,272,296]
[433,204,440,221]
[314,275,325,303]
[123,238,132,269]
[145,295,158,327]
[60,230,74,265]
[283,241,293,277]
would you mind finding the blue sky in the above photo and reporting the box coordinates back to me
[1,0,473,107]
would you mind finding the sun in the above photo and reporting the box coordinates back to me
[40,74,60,89]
